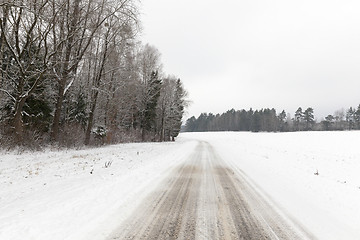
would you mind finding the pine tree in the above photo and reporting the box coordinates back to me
[354,104,360,130]
[141,71,162,140]
[277,110,287,132]
[251,110,261,132]
[185,116,197,132]
[169,79,185,141]
[346,107,355,130]
[68,89,88,128]
[294,107,304,131]
[303,107,315,130]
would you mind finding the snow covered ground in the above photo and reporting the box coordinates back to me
[1,131,360,239]
[0,140,198,240]
[181,131,360,240]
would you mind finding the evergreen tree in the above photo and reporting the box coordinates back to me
[278,110,287,132]
[238,110,248,131]
[303,107,315,130]
[294,107,304,131]
[354,104,360,129]
[0,43,53,142]
[141,71,162,140]
[247,108,254,131]
[185,116,197,132]
[346,107,355,130]
[169,79,186,141]
[198,113,208,131]
[251,110,261,132]
[22,89,53,133]
[68,89,88,128]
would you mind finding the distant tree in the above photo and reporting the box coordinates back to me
[294,107,304,131]
[207,113,217,130]
[238,109,248,131]
[185,116,197,132]
[333,109,345,130]
[267,108,278,131]
[346,107,355,130]
[183,107,344,133]
[303,107,315,130]
[354,104,360,130]
[197,113,209,132]
[277,110,287,132]
[322,115,334,131]
[251,110,261,132]
[247,108,254,131]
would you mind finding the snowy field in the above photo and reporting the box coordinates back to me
[181,131,360,240]
[1,131,360,239]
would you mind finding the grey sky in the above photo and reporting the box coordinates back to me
[141,0,360,120]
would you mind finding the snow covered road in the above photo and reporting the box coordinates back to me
[107,141,311,239]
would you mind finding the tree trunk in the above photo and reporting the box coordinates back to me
[84,91,98,145]
[0,7,7,92]
[51,82,65,141]
[159,111,165,142]
[13,98,26,143]
[84,27,109,145]
[51,0,80,142]
[141,128,146,142]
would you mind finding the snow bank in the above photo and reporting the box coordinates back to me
[0,140,198,240]
[181,131,360,239]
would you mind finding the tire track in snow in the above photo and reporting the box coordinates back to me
[107,141,314,239]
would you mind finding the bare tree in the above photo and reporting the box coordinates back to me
[135,43,163,141]
[0,0,58,142]
[82,5,139,145]
[157,76,175,141]
[0,0,192,147]
[50,0,139,142]
[334,108,345,130]
[101,31,139,143]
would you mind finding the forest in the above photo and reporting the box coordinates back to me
[185,106,360,133]
[0,0,188,149]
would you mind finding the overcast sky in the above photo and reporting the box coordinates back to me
[140,0,360,120]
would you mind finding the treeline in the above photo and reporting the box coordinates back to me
[185,105,360,132]
[0,0,188,149]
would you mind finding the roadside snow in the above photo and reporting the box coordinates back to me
[1,131,360,240]
[181,131,360,240]
[0,140,198,240]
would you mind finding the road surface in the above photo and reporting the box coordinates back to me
[107,141,314,239]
